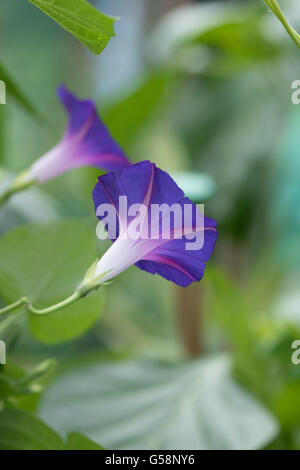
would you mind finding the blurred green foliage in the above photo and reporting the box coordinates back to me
[0,408,103,449]
[1,0,300,450]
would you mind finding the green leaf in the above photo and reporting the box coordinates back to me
[30,290,105,344]
[149,3,279,72]
[0,408,64,450]
[0,360,56,399]
[66,432,104,450]
[39,356,278,450]
[103,74,167,150]
[0,62,41,119]
[0,408,105,450]
[27,0,118,55]
[0,220,104,343]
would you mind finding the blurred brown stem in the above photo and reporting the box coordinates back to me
[176,283,203,357]
[148,0,191,23]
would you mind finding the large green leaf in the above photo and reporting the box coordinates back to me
[27,0,117,55]
[39,355,278,450]
[0,220,104,343]
[0,408,64,450]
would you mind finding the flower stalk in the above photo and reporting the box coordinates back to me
[0,297,28,315]
[0,171,35,205]
[264,0,300,49]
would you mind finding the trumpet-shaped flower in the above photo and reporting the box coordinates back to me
[92,161,217,287]
[27,85,130,183]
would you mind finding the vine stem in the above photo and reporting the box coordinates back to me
[0,187,16,206]
[0,290,84,317]
[0,264,108,318]
[0,297,28,315]
[264,0,300,49]
[26,290,82,316]
[0,173,35,206]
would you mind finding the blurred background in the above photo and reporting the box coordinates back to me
[1,0,300,450]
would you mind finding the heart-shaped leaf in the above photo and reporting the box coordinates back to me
[0,220,104,343]
[39,355,278,450]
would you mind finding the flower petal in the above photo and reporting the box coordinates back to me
[57,85,130,171]
[28,85,130,183]
[136,215,217,287]
[93,161,217,286]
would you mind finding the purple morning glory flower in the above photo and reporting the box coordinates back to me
[28,85,130,183]
[92,161,217,287]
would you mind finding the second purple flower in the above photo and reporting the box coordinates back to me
[27,85,130,183]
